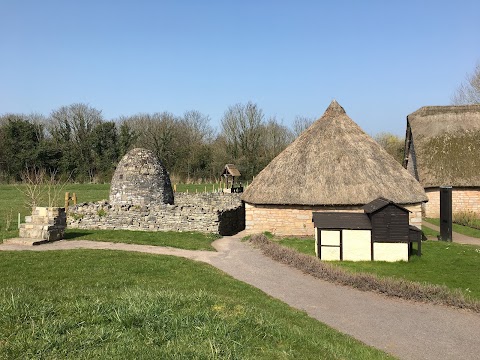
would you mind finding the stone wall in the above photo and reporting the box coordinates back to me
[68,193,244,236]
[19,207,66,241]
[245,202,423,236]
[110,148,174,206]
[424,187,480,218]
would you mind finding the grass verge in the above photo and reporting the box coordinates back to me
[249,234,480,312]
[64,229,219,251]
[422,225,439,238]
[425,218,480,238]
[275,235,480,300]
[0,250,391,359]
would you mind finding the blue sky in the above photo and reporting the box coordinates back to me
[1,0,479,135]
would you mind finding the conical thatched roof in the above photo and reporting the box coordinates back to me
[405,105,480,188]
[242,101,427,206]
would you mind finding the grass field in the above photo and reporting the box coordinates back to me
[0,250,391,359]
[276,237,480,300]
[65,229,219,250]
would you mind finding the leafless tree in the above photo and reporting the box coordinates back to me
[374,132,405,164]
[221,102,265,178]
[292,115,315,137]
[261,117,294,163]
[16,167,70,209]
[452,62,480,105]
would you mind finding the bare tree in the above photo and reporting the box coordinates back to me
[16,167,68,209]
[48,103,104,180]
[123,112,181,171]
[221,102,265,178]
[179,110,214,182]
[374,132,404,164]
[292,115,315,137]
[261,117,294,163]
[452,62,480,105]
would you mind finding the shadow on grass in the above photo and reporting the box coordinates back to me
[64,230,94,240]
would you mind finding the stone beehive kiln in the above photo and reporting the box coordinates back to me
[109,148,174,206]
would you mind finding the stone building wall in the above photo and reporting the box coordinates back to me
[109,148,174,206]
[244,202,423,236]
[424,187,480,218]
[68,193,244,236]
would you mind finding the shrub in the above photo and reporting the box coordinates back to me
[453,211,480,230]
[97,208,107,217]
[249,233,480,312]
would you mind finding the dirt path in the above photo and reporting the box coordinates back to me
[422,220,480,246]
[1,234,480,360]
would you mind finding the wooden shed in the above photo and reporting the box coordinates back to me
[313,212,372,261]
[313,197,421,262]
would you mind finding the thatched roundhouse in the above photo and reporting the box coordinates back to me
[404,105,480,217]
[241,101,427,236]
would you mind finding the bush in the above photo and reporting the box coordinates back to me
[453,211,480,230]
[249,233,480,312]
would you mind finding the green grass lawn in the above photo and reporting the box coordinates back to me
[65,229,219,251]
[0,250,391,359]
[276,237,480,300]
[425,218,480,238]
[422,225,440,239]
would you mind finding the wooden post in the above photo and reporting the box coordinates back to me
[65,192,70,209]
[174,184,177,192]
[212,184,215,193]
[72,193,77,205]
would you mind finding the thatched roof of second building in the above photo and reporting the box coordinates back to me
[405,105,480,188]
[242,101,427,206]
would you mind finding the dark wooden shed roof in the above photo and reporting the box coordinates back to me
[312,212,372,230]
[362,197,410,214]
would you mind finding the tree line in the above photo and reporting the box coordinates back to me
[0,102,319,184]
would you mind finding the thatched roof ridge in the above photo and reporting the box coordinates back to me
[242,101,427,206]
[406,104,480,188]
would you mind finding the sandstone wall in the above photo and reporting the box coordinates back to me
[424,187,480,218]
[245,202,423,236]
[245,203,364,236]
[68,193,244,236]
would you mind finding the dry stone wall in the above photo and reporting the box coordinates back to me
[19,207,67,241]
[68,193,244,236]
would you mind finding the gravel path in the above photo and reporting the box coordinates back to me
[2,234,480,360]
